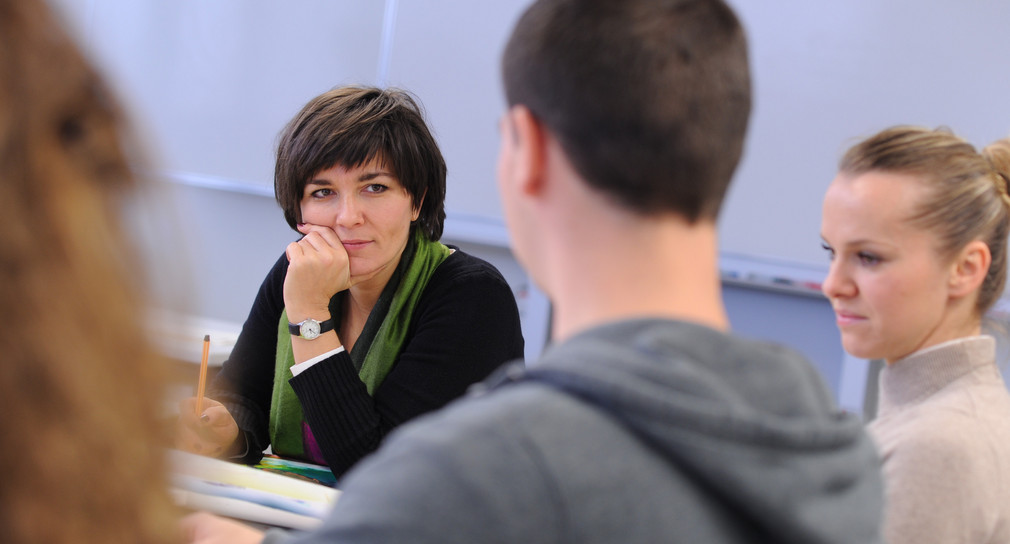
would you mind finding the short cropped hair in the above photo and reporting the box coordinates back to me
[274,86,447,240]
[502,0,751,222]
[840,126,1010,315]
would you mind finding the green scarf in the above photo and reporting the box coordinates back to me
[269,231,451,458]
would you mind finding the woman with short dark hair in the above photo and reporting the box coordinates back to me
[177,86,525,478]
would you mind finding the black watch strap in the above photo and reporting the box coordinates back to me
[288,317,335,340]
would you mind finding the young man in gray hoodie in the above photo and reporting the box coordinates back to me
[183,0,884,542]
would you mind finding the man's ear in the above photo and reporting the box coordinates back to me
[948,240,991,299]
[507,105,547,196]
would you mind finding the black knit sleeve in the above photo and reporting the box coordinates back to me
[208,252,290,464]
[290,251,525,477]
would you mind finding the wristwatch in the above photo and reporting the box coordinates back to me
[288,317,335,340]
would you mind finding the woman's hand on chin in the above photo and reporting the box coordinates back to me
[284,223,350,318]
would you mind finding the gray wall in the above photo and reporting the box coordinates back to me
[53,0,1010,267]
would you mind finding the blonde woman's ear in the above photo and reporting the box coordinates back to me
[948,240,991,298]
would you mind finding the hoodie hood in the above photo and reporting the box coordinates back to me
[491,318,882,543]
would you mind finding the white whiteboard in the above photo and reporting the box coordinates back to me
[51,0,1010,268]
[52,0,387,188]
[722,0,1010,267]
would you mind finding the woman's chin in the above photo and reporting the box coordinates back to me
[841,339,882,362]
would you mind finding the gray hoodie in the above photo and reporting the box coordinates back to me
[268,318,883,543]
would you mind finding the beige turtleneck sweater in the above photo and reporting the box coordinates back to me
[869,336,1010,543]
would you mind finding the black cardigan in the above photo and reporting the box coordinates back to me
[210,248,525,478]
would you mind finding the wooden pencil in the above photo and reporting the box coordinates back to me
[195,334,210,414]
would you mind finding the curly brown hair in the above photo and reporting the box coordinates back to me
[0,0,181,542]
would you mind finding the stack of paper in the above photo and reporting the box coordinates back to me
[168,449,340,530]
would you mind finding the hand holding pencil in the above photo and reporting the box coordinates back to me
[176,397,240,457]
[175,335,241,458]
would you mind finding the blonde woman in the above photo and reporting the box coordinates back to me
[821,126,1010,543]
[0,0,180,541]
